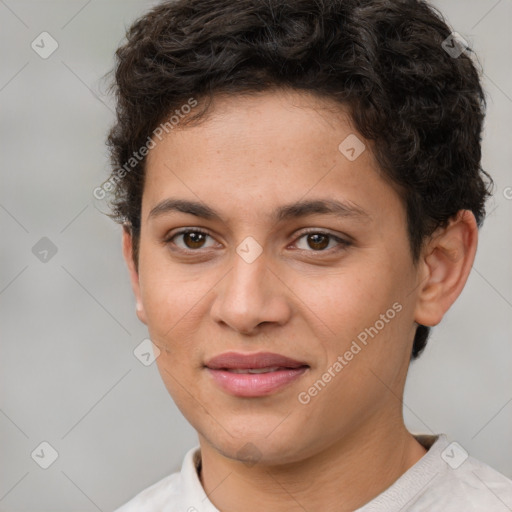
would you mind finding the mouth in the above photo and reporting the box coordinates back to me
[221,367,290,374]
[204,352,309,397]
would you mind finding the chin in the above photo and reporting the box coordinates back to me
[197,417,318,466]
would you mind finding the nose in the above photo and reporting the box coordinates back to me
[210,249,292,335]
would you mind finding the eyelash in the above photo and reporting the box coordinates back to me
[164,228,351,255]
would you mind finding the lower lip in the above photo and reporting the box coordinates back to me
[206,367,308,397]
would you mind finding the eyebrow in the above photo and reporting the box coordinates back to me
[147,197,370,223]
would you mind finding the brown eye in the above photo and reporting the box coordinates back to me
[307,233,330,250]
[182,231,207,249]
[167,229,216,251]
[294,231,350,253]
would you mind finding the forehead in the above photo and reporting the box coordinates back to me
[141,89,402,226]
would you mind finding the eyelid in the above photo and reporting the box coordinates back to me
[294,227,352,242]
[164,227,216,249]
[291,228,352,253]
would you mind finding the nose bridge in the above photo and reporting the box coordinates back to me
[225,250,270,314]
[211,247,290,333]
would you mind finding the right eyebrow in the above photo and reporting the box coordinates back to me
[148,198,222,222]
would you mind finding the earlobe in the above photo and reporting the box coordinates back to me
[122,224,148,325]
[413,210,478,327]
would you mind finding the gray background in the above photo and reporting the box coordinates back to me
[0,0,511,510]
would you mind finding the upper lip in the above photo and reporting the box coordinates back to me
[205,352,309,370]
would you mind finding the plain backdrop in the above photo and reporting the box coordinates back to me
[1,0,511,510]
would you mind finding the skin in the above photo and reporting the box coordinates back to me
[122,89,478,512]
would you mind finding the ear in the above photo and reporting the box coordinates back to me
[122,224,147,325]
[414,210,478,327]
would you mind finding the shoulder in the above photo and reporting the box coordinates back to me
[414,454,512,510]
[113,471,184,512]
[408,435,512,511]
[113,446,214,512]
[358,434,512,512]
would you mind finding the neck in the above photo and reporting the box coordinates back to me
[198,415,427,512]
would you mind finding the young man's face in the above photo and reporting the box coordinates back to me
[125,89,425,465]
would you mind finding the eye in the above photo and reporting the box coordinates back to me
[164,228,351,255]
[166,229,217,251]
[293,230,351,252]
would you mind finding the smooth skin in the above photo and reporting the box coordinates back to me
[122,89,478,512]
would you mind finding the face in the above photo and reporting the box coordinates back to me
[126,89,424,465]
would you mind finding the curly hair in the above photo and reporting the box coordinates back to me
[106,0,493,359]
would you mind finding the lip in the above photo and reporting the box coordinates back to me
[205,352,309,397]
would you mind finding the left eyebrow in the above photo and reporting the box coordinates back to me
[147,197,370,223]
[274,198,370,223]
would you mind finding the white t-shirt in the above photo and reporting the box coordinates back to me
[114,434,512,511]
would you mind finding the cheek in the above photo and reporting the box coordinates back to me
[137,244,199,346]
[291,256,412,368]
[291,267,390,338]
